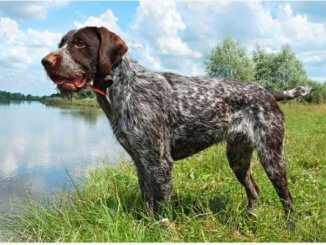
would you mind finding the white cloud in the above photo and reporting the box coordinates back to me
[0,1,68,20]
[0,17,20,41]
[0,17,62,95]
[301,52,324,64]
[145,52,161,69]
[127,41,161,69]
[129,0,202,75]
[27,29,62,48]
[74,9,122,35]
[0,18,61,68]
[176,1,326,52]
[158,35,201,58]
[123,0,326,80]
[273,4,326,49]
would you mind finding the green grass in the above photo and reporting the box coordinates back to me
[42,97,99,108]
[1,103,326,242]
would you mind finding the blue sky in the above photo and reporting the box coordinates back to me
[0,0,326,96]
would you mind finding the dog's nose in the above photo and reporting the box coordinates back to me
[41,53,59,68]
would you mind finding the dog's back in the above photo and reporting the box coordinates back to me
[159,72,283,160]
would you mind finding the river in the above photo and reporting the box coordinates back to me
[0,101,128,214]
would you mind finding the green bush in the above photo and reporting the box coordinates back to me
[253,45,307,91]
[301,80,326,104]
[205,38,326,103]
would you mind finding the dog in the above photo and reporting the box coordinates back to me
[41,26,310,216]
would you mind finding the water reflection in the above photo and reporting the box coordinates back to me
[59,108,103,124]
[0,100,33,106]
[0,101,128,213]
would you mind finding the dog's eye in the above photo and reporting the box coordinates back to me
[73,40,86,48]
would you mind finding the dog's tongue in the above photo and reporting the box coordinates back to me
[73,76,86,88]
[55,76,86,88]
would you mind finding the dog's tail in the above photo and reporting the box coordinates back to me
[272,86,311,101]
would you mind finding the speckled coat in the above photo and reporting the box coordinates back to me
[96,54,307,214]
[42,26,310,216]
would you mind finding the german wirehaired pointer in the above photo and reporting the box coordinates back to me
[42,26,310,217]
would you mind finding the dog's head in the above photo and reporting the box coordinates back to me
[41,26,128,94]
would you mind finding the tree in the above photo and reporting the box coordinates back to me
[205,37,255,81]
[0,91,42,101]
[253,45,308,91]
[205,38,326,103]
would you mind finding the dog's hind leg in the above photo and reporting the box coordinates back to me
[226,136,260,211]
[255,124,295,218]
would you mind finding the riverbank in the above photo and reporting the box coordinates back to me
[2,103,326,242]
[0,99,41,103]
[41,97,99,108]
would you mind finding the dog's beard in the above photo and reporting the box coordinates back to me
[57,86,74,100]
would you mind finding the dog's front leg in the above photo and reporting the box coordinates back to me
[135,155,173,213]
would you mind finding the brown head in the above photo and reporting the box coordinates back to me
[41,26,128,93]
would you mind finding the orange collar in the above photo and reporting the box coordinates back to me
[90,85,107,96]
[90,78,113,96]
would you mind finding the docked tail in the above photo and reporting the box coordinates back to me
[272,86,311,102]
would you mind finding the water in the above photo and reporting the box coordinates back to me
[0,101,128,213]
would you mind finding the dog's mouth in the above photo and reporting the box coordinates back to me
[52,74,88,91]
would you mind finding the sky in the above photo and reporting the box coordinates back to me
[0,0,326,96]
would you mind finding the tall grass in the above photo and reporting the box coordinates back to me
[1,103,325,242]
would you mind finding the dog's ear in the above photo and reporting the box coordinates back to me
[59,30,75,48]
[96,27,128,75]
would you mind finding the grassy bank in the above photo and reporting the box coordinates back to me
[41,97,99,108]
[2,103,326,242]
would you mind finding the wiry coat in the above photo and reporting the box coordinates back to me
[42,26,310,216]
[96,54,298,213]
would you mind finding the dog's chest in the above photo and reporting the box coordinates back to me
[96,94,132,151]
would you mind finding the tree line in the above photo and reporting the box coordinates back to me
[205,37,326,103]
[0,86,95,101]
[0,91,43,101]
